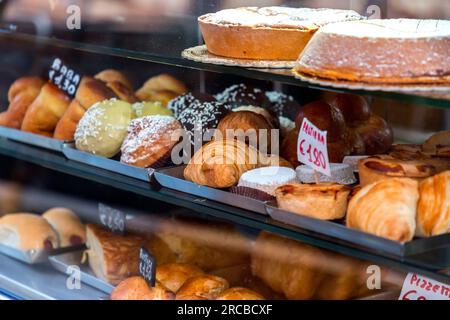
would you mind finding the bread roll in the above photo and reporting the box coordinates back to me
[95,69,133,90]
[21,83,70,137]
[330,93,371,125]
[42,208,86,247]
[136,74,187,101]
[111,277,175,300]
[347,178,418,242]
[217,287,264,300]
[156,263,204,293]
[176,274,229,300]
[352,114,393,155]
[0,213,59,250]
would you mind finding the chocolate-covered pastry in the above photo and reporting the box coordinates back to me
[167,92,217,118]
[215,84,271,109]
[265,91,299,120]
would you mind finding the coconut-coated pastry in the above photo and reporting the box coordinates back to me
[275,183,351,220]
[176,274,229,300]
[0,77,45,129]
[416,171,450,237]
[347,178,418,242]
[74,98,134,158]
[265,91,299,120]
[217,287,265,300]
[238,167,297,196]
[136,74,187,102]
[120,115,182,168]
[167,92,217,118]
[215,84,271,109]
[42,207,86,247]
[156,263,204,293]
[111,277,175,300]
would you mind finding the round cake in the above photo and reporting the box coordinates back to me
[199,7,363,60]
[295,19,450,84]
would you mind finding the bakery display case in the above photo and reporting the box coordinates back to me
[0,0,449,301]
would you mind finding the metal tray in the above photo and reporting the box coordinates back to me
[62,145,152,182]
[154,166,268,215]
[0,126,69,152]
[0,243,85,264]
[265,202,450,257]
[49,250,114,294]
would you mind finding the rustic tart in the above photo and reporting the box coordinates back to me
[295,19,450,84]
[199,7,363,60]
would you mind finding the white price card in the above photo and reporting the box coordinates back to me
[297,117,331,176]
[399,273,450,300]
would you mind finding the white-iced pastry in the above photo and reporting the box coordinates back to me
[238,166,297,196]
[342,155,369,172]
[296,163,356,185]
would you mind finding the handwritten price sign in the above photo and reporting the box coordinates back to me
[98,203,125,234]
[399,273,450,300]
[139,247,156,287]
[48,57,81,97]
[297,118,331,176]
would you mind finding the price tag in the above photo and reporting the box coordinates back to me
[48,57,81,98]
[139,247,156,287]
[399,273,450,300]
[98,203,125,234]
[297,118,331,176]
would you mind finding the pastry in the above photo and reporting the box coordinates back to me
[295,19,450,84]
[0,77,45,129]
[156,263,204,293]
[54,77,116,141]
[74,98,134,158]
[217,287,265,300]
[42,207,86,247]
[95,69,136,103]
[120,115,182,168]
[417,171,450,237]
[215,110,274,152]
[237,166,297,196]
[347,178,418,242]
[176,274,229,300]
[199,7,362,60]
[215,84,271,109]
[132,101,173,117]
[342,155,369,172]
[111,277,175,300]
[275,183,350,220]
[330,93,371,125]
[422,130,450,155]
[136,74,187,101]
[296,163,356,185]
[358,155,449,186]
[229,186,274,202]
[265,91,299,120]
[278,116,296,139]
[0,213,59,250]
[232,105,278,129]
[352,115,393,155]
[85,224,146,285]
[167,92,216,118]
[21,83,70,137]
[140,90,179,107]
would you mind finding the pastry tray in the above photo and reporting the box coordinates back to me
[49,250,114,294]
[0,126,70,152]
[265,201,450,257]
[62,145,152,182]
[0,243,86,264]
[153,166,268,215]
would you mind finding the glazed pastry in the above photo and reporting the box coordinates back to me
[215,84,271,109]
[352,115,393,155]
[296,163,356,185]
[0,213,59,250]
[111,277,175,300]
[21,83,70,137]
[54,77,116,141]
[136,74,187,101]
[167,92,217,118]
[232,105,278,129]
[85,224,147,285]
[74,98,134,158]
[156,263,204,293]
[215,111,274,152]
[417,171,450,237]
[422,130,450,155]
[217,287,265,300]
[120,115,182,168]
[275,183,351,220]
[176,274,229,300]
[265,91,299,120]
[330,93,371,125]
[199,7,362,60]
[42,207,86,247]
[238,167,297,196]
[295,19,450,84]
[0,77,45,129]
[132,101,173,117]
[347,178,418,242]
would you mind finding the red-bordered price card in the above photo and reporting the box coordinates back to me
[399,273,450,300]
[297,117,331,176]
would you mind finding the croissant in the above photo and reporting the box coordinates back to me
[347,178,418,242]
[136,74,187,101]
[184,139,266,188]
[417,171,450,237]
[21,83,70,137]
[0,77,45,129]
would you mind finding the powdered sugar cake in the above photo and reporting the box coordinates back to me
[296,19,450,84]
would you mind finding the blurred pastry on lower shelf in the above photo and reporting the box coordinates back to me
[42,207,86,247]
[176,274,229,300]
[156,263,204,293]
[0,213,59,250]
[347,178,418,242]
[274,183,351,220]
[217,287,265,300]
[111,277,175,300]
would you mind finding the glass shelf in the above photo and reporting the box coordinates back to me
[0,137,449,284]
[0,26,449,110]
